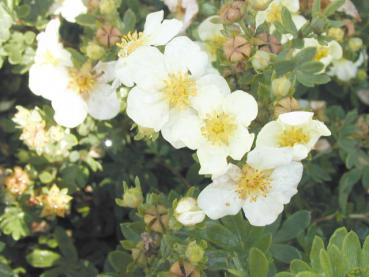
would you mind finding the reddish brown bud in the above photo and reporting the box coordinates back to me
[96,25,121,47]
[220,1,244,23]
[274,97,300,117]
[223,36,252,62]
[169,261,201,277]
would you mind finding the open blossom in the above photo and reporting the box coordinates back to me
[198,147,303,226]
[163,0,199,30]
[39,185,72,217]
[126,36,229,146]
[50,0,87,23]
[183,90,258,176]
[328,52,366,82]
[256,111,331,161]
[29,18,72,101]
[303,38,343,68]
[115,10,182,87]
[198,16,227,61]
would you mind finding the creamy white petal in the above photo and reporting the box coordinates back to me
[126,87,169,131]
[278,111,314,126]
[291,144,309,160]
[143,10,165,35]
[87,84,120,120]
[228,127,254,160]
[148,19,183,46]
[176,211,206,226]
[281,0,300,13]
[164,36,209,78]
[255,10,267,29]
[54,0,87,23]
[198,16,223,41]
[198,181,243,220]
[222,90,258,126]
[197,145,229,176]
[52,91,87,128]
[256,121,282,147]
[114,59,135,87]
[161,109,202,150]
[329,40,343,60]
[247,147,293,170]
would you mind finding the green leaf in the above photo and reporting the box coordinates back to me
[248,248,269,277]
[54,227,78,262]
[26,249,61,268]
[123,9,136,33]
[342,231,361,270]
[271,244,301,263]
[299,61,324,74]
[290,260,312,273]
[327,244,346,277]
[296,272,321,277]
[205,222,240,250]
[106,251,132,274]
[312,0,321,17]
[310,236,324,271]
[120,222,144,242]
[328,227,348,249]
[294,47,316,64]
[274,211,311,242]
[319,249,333,277]
[274,60,296,76]
[360,236,369,267]
[75,14,97,28]
[338,169,362,212]
[281,7,297,35]
[275,273,295,277]
[0,207,30,240]
[323,0,345,17]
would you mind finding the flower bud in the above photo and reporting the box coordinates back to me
[185,241,206,264]
[4,167,30,196]
[328,27,344,42]
[219,1,244,23]
[357,69,367,81]
[175,197,205,226]
[169,261,200,277]
[274,97,300,116]
[348,37,363,52]
[86,42,105,60]
[143,205,169,233]
[116,183,144,208]
[223,36,252,62]
[99,0,117,15]
[314,138,331,152]
[252,50,271,71]
[272,76,292,98]
[96,25,121,47]
[250,0,270,10]
[256,33,282,54]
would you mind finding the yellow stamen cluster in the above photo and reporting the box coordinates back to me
[201,112,237,146]
[278,126,310,147]
[266,3,282,23]
[68,63,97,96]
[117,31,146,57]
[314,46,330,61]
[205,35,227,58]
[162,72,197,109]
[236,165,271,201]
[39,185,72,218]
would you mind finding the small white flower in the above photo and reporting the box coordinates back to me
[183,90,258,176]
[328,52,366,82]
[256,111,331,161]
[175,197,206,226]
[50,0,87,23]
[51,62,120,128]
[126,36,229,150]
[197,16,226,61]
[29,18,72,100]
[303,38,343,68]
[115,10,183,87]
[197,147,303,226]
[164,0,199,30]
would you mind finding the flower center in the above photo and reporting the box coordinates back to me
[68,64,97,96]
[314,46,330,61]
[236,165,271,201]
[278,126,310,147]
[205,35,227,58]
[201,112,237,146]
[266,3,282,24]
[162,72,197,109]
[117,31,147,57]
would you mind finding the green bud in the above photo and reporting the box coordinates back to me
[86,42,105,60]
[328,27,344,42]
[250,0,270,10]
[357,69,367,81]
[116,182,143,208]
[272,76,292,97]
[252,50,271,71]
[99,0,117,15]
[185,241,205,264]
[348,37,363,52]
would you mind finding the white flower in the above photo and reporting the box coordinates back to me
[29,18,72,100]
[126,36,229,148]
[197,147,303,226]
[197,16,226,61]
[50,0,87,23]
[256,111,331,161]
[303,38,343,68]
[184,90,258,176]
[255,0,300,29]
[115,10,183,87]
[175,197,206,226]
[164,0,199,30]
[51,62,120,128]
[328,52,366,82]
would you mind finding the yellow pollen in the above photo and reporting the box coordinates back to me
[205,35,227,58]
[266,3,282,24]
[68,64,97,96]
[162,72,197,109]
[236,165,271,201]
[314,46,330,61]
[201,112,237,146]
[117,31,146,57]
[278,126,310,147]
